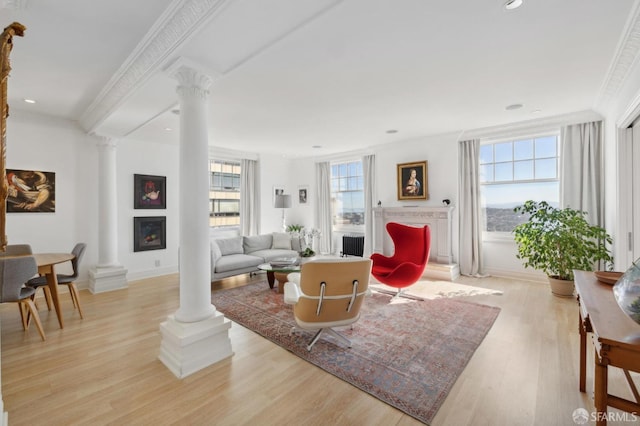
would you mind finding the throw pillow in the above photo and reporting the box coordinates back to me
[216,237,244,255]
[243,234,273,253]
[211,240,222,259]
[271,232,292,250]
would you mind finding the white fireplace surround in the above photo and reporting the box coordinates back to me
[372,206,459,280]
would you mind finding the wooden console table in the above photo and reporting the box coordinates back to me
[575,270,640,425]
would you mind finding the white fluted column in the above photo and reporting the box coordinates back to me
[159,64,232,378]
[89,136,128,293]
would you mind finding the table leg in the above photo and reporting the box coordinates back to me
[267,271,275,289]
[580,315,587,392]
[594,348,608,425]
[46,269,64,329]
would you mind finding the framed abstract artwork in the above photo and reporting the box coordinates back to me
[6,169,56,213]
[134,174,166,209]
[133,216,166,252]
[397,161,428,200]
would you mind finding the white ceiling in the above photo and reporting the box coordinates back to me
[1,0,638,157]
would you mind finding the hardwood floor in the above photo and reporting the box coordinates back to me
[1,273,637,425]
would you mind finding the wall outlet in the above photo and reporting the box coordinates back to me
[155,259,160,267]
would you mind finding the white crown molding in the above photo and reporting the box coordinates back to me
[595,1,640,107]
[459,110,603,141]
[79,0,232,133]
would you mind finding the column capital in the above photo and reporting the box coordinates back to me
[172,66,212,101]
[92,133,118,149]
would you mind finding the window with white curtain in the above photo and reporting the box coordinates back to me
[209,159,241,227]
[479,133,559,234]
[330,160,364,231]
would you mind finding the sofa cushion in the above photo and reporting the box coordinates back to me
[244,234,273,254]
[214,254,264,273]
[271,232,292,250]
[253,248,299,262]
[216,237,244,256]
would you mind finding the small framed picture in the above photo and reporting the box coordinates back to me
[6,169,56,213]
[273,185,284,206]
[397,161,428,200]
[134,174,166,209]
[133,216,166,252]
[298,186,309,204]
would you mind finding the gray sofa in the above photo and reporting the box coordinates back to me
[211,232,300,281]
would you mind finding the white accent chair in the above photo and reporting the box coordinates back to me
[284,259,371,351]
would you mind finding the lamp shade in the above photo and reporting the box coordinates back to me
[274,194,291,208]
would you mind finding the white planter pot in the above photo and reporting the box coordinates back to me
[548,276,575,297]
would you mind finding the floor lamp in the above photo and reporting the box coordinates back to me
[274,194,291,231]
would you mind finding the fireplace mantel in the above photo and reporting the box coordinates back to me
[373,206,459,280]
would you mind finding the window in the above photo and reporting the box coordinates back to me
[480,133,559,233]
[209,160,241,227]
[330,160,364,229]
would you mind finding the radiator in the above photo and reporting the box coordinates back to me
[341,234,364,257]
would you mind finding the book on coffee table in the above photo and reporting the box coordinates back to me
[270,257,299,268]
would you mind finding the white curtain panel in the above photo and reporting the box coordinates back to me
[362,154,376,257]
[458,139,483,276]
[315,161,333,254]
[240,159,260,236]
[560,120,603,227]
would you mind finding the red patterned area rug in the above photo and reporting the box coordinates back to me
[212,282,501,424]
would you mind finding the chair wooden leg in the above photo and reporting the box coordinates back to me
[22,299,46,341]
[42,286,52,311]
[18,303,27,330]
[68,283,84,319]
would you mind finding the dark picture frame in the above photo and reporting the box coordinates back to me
[397,161,428,200]
[133,216,166,252]
[6,169,56,213]
[134,174,166,209]
[298,185,308,204]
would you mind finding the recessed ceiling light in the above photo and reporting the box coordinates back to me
[504,0,523,10]
[532,109,542,114]
[505,103,523,111]
[164,127,172,131]
[23,98,36,104]
[386,129,398,134]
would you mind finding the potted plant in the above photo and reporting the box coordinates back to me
[512,200,613,296]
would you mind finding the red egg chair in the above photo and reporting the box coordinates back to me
[370,222,431,299]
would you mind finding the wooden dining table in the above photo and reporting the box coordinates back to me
[33,252,75,329]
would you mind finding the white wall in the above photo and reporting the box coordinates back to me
[6,110,98,278]
[117,138,180,280]
[599,49,640,270]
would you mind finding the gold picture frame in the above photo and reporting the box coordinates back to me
[397,161,428,200]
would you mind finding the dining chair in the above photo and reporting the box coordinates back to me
[0,244,33,256]
[0,256,46,341]
[27,243,86,319]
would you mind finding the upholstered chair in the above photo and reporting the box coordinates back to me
[370,222,431,299]
[27,243,86,319]
[0,255,46,341]
[284,259,371,351]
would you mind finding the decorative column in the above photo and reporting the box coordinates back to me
[159,64,232,379]
[89,136,128,293]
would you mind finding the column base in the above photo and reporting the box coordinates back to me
[159,312,233,379]
[89,266,128,294]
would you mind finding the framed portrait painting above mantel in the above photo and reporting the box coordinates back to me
[397,161,428,200]
[134,174,166,209]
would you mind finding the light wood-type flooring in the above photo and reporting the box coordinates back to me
[1,273,637,425]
